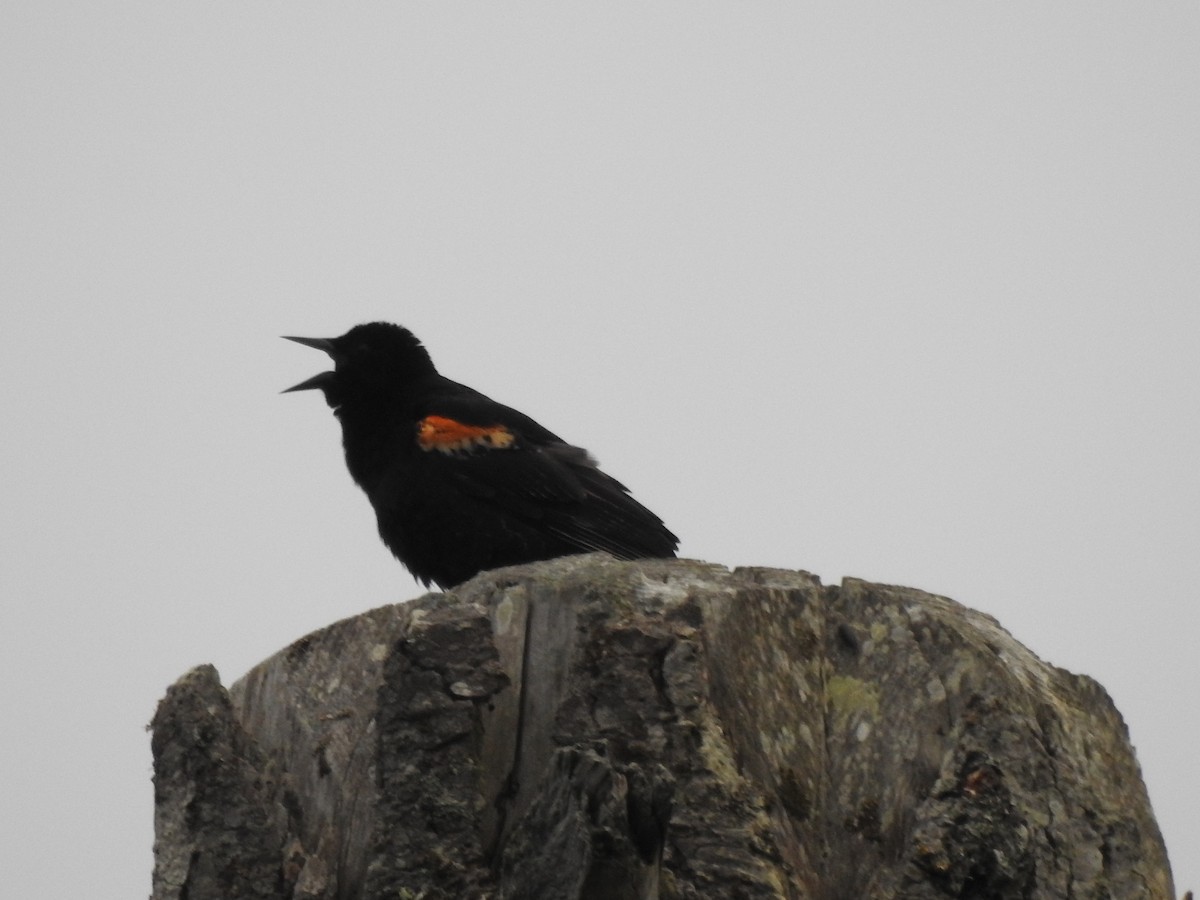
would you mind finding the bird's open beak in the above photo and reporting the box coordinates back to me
[282,335,336,354]
[282,371,336,393]
[282,335,337,393]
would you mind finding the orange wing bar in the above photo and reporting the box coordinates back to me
[417,415,516,454]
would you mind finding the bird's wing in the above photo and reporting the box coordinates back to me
[410,385,678,560]
[412,390,596,508]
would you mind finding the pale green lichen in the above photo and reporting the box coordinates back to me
[698,716,744,786]
[826,674,880,728]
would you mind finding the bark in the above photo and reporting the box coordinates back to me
[151,555,1177,899]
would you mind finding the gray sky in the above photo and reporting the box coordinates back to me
[3,4,1197,895]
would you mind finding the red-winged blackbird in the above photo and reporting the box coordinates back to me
[284,322,678,588]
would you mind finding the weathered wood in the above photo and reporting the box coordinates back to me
[151,555,1177,899]
[151,665,288,900]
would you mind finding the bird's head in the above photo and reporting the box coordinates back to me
[282,322,436,411]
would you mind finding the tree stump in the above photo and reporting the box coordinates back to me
[150,555,1177,899]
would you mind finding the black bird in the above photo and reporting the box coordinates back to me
[283,322,678,588]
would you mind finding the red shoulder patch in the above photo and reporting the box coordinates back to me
[417,415,516,454]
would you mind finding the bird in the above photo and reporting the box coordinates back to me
[283,322,678,589]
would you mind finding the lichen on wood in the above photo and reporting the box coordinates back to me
[151,555,1177,899]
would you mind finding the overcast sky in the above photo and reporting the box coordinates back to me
[3,4,1197,896]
